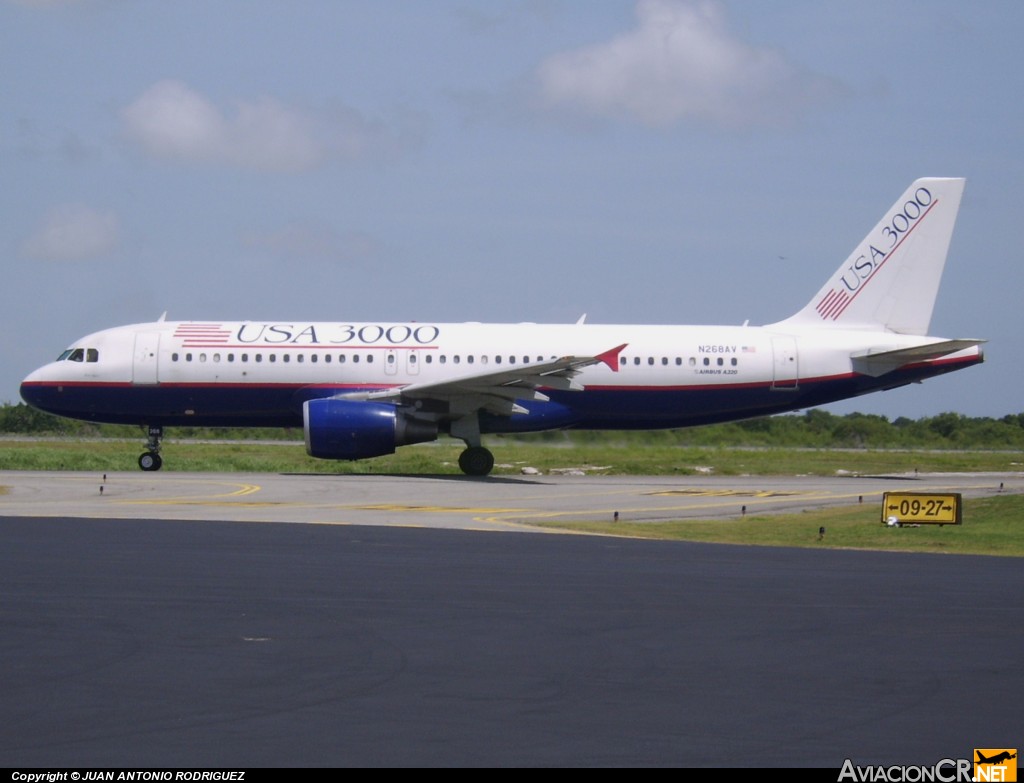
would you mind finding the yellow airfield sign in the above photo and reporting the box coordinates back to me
[881,492,962,525]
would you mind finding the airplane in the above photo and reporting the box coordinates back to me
[977,752,1016,765]
[20,177,985,476]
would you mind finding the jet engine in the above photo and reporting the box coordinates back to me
[303,398,438,460]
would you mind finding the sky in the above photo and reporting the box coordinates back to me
[2,0,1023,420]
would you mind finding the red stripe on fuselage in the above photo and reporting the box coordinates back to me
[19,351,981,395]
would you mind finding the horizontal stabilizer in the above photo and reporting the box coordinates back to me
[851,339,985,377]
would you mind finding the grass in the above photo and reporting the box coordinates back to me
[1,437,1022,475]
[529,494,1024,557]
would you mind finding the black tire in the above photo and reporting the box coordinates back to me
[458,446,494,476]
[138,452,163,471]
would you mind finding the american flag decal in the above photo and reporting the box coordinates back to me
[816,288,851,321]
[173,323,233,346]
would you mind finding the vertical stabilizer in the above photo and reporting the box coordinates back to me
[772,178,965,335]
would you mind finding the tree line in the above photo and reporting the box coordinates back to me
[2,402,1023,450]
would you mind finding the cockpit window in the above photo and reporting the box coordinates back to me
[56,347,99,362]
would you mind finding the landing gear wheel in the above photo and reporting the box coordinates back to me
[458,446,495,477]
[139,452,162,472]
[139,425,164,472]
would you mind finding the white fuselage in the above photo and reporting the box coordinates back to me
[20,319,982,431]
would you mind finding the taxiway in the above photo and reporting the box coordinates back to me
[1,469,1018,530]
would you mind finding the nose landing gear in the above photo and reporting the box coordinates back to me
[139,425,163,471]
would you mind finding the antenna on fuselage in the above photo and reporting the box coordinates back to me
[157,311,167,322]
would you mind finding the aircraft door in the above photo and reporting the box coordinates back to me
[771,337,799,390]
[406,350,420,376]
[385,350,398,376]
[133,332,161,385]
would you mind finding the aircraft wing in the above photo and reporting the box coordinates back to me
[339,343,627,417]
[851,339,985,377]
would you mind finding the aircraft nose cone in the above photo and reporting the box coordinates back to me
[20,367,60,414]
[20,378,46,409]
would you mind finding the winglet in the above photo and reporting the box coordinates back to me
[596,343,628,373]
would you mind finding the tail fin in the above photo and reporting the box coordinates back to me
[772,178,965,335]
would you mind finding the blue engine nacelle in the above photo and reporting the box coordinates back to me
[303,398,438,460]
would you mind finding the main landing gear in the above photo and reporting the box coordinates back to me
[139,425,163,471]
[458,445,495,477]
[451,414,495,476]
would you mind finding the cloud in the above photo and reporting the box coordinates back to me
[21,204,121,261]
[535,0,836,128]
[120,80,416,172]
